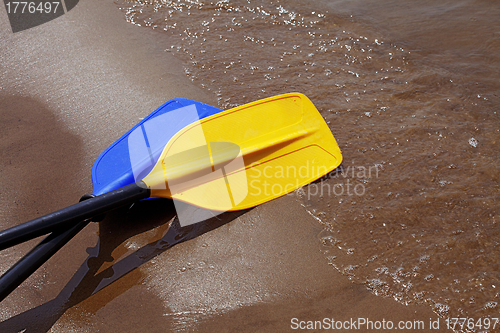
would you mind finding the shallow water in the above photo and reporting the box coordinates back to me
[116,0,499,327]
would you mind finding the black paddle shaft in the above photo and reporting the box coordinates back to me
[0,181,150,251]
[0,220,89,301]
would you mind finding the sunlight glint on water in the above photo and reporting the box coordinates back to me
[116,0,500,327]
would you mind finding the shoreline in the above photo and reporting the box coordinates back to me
[0,0,451,331]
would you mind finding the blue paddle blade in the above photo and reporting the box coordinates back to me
[91,98,223,196]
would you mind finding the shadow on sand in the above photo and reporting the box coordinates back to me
[0,198,248,332]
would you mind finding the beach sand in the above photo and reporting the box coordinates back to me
[0,0,451,331]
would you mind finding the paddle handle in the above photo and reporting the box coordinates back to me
[0,220,90,301]
[0,182,150,251]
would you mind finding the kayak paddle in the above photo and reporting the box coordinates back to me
[0,93,342,253]
[0,98,224,301]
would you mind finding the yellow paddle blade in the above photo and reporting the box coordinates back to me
[142,93,343,211]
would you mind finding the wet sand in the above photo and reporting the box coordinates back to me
[0,0,451,331]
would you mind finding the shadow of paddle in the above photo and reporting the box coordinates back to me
[0,198,249,332]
